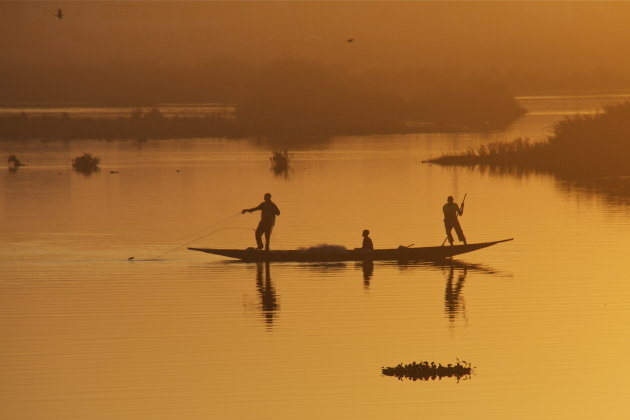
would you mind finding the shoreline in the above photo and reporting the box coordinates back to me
[0,112,519,142]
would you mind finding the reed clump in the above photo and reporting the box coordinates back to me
[425,101,630,176]
[7,155,25,172]
[72,152,100,174]
[382,360,473,382]
[270,149,290,176]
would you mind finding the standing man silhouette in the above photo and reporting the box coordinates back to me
[242,193,281,250]
[443,196,467,246]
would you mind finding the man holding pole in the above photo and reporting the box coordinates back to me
[443,194,467,246]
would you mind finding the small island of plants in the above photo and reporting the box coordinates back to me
[381,360,474,382]
[72,152,100,175]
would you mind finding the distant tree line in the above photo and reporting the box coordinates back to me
[0,58,526,139]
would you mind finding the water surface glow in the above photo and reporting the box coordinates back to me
[2,95,630,419]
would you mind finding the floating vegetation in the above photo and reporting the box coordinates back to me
[270,149,290,177]
[7,154,25,172]
[72,152,100,175]
[381,360,474,382]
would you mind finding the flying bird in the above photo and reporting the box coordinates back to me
[55,9,63,20]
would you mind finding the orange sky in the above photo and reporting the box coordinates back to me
[2,1,630,75]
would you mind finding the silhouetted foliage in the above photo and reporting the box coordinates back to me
[0,63,524,140]
[425,101,630,176]
[72,152,100,175]
[237,59,523,135]
[7,154,25,172]
[8,154,24,166]
[0,61,524,140]
[270,149,290,177]
[382,360,473,382]
[407,80,525,130]
[0,110,244,141]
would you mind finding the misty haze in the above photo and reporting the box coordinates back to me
[3,2,630,420]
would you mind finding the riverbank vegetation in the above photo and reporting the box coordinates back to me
[0,108,244,141]
[0,59,524,141]
[425,101,630,176]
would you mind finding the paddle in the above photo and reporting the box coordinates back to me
[441,193,467,246]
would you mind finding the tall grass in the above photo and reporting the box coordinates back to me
[425,101,630,176]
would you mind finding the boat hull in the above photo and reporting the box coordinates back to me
[188,239,512,262]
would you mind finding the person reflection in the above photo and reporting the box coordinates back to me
[256,262,279,328]
[444,264,467,325]
[362,260,374,288]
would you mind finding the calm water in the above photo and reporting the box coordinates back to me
[2,95,630,419]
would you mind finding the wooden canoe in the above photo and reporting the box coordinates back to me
[188,239,512,262]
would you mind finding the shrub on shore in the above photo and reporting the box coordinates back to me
[425,101,630,176]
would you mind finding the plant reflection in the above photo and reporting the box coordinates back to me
[436,157,630,207]
[256,262,279,329]
[557,175,630,206]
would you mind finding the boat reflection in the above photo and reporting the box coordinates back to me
[256,262,279,329]
[293,260,373,287]
[227,258,503,329]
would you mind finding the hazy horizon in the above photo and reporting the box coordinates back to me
[3,1,630,99]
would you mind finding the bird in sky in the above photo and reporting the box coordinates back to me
[55,9,63,20]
